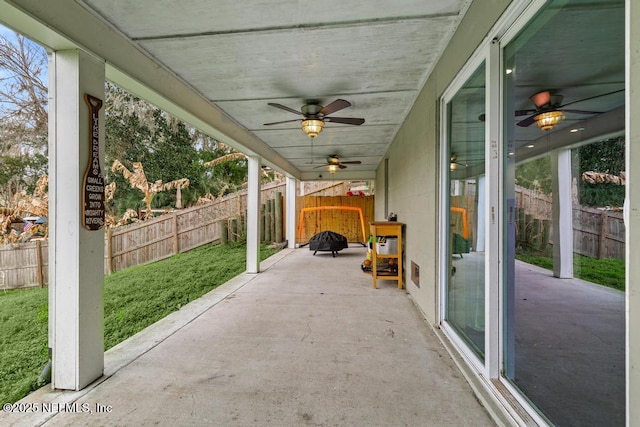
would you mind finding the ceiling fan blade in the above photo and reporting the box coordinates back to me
[267,102,304,116]
[340,160,362,164]
[312,164,327,169]
[516,114,538,127]
[324,116,365,125]
[319,99,351,116]
[559,88,624,109]
[515,109,537,116]
[263,119,301,126]
[561,109,603,115]
[338,164,348,169]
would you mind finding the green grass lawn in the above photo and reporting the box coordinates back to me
[516,252,625,291]
[0,242,280,405]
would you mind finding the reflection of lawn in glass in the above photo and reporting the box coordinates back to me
[448,251,485,358]
[515,251,625,291]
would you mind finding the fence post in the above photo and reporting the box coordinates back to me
[517,208,525,245]
[269,198,276,242]
[230,218,238,242]
[260,204,266,242]
[541,219,552,253]
[220,220,228,244]
[275,192,283,243]
[599,211,609,259]
[173,215,179,255]
[524,213,533,243]
[265,201,272,242]
[533,218,541,248]
[36,240,44,288]
[106,228,113,274]
[241,210,247,239]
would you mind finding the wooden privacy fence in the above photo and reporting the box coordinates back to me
[573,206,624,260]
[296,195,374,244]
[0,240,48,290]
[515,186,625,260]
[106,181,287,272]
[1,182,286,289]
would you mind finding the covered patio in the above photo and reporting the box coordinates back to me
[1,0,638,424]
[3,246,494,426]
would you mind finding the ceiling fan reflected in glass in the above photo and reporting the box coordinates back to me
[313,155,362,174]
[450,154,467,171]
[264,99,365,138]
[477,88,624,131]
[515,89,624,131]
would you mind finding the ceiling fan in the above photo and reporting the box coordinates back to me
[515,88,624,130]
[264,99,365,138]
[450,154,467,171]
[314,155,362,174]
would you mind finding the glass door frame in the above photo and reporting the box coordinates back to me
[437,0,555,424]
[438,43,495,378]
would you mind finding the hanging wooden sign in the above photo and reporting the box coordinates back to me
[82,94,105,230]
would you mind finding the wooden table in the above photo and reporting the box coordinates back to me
[370,221,404,289]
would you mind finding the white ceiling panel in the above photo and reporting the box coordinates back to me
[7,0,471,179]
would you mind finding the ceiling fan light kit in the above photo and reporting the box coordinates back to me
[264,98,365,139]
[450,154,466,171]
[534,110,564,131]
[313,155,362,174]
[513,88,621,130]
[301,118,324,138]
[327,164,339,174]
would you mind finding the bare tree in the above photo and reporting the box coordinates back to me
[111,160,189,219]
[0,31,48,202]
[0,32,48,151]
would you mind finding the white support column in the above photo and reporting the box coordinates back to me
[626,0,639,423]
[551,148,573,279]
[286,177,297,249]
[246,156,261,273]
[48,50,105,390]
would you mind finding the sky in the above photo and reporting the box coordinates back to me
[0,21,19,43]
[0,22,48,112]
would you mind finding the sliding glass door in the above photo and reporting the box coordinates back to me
[502,1,625,424]
[444,63,486,362]
[440,0,625,424]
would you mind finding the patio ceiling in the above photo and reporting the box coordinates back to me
[450,1,625,173]
[1,1,625,180]
[1,0,472,180]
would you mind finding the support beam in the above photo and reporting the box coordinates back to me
[48,49,105,390]
[551,148,573,279]
[286,177,297,248]
[246,156,261,273]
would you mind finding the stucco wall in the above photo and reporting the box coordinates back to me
[377,0,511,324]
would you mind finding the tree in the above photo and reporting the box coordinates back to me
[104,86,250,213]
[0,33,48,145]
[574,137,625,207]
[0,32,48,201]
[515,157,552,194]
[0,35,253,218]
[111,160,189,220]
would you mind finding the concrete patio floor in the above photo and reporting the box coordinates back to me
[3,246,494,427]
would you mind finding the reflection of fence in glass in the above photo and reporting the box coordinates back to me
[515,186,624,259]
